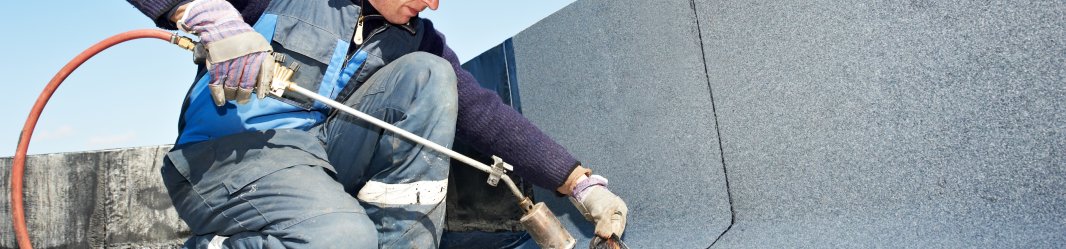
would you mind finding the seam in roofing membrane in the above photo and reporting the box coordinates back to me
[687,0,736,247]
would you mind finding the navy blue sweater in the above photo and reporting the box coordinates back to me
[127,0,580,190]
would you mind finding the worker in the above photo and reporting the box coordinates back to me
[126,0,628,248]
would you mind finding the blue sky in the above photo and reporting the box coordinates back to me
[0,1,574,157]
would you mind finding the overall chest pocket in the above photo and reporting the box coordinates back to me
[255,13,350,109]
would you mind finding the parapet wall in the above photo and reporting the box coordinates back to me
[1,146,185,248]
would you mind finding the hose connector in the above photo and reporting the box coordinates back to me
[169,33,197,51]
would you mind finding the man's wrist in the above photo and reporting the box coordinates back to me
[557,165,592,195]
[169,1,195,24]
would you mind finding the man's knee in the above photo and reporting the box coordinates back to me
[393,52,457,88]
[393,52,458,119]
[180,212,378,249]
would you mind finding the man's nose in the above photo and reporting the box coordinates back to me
[422,0,439,10]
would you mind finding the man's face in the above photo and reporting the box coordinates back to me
[367,0,440,24]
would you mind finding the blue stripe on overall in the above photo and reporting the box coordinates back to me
[175,13,368,145]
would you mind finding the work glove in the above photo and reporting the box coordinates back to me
[569,175,628,239]
[178,0,274,106]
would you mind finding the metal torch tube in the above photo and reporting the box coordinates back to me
[284,83,527,201]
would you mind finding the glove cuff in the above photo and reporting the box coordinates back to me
[572,175,609,202]
[178,0,255,43]
[203,32,272,65]
[556,163,590,196]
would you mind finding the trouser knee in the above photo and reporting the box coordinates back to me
[392,52,459,114]
[179,212,377,249]
[279,212,378,249]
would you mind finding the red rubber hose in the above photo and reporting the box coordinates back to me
[11,29,178,249]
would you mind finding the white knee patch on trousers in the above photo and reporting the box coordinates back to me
[207,235,228,249]
[357,179,448,205]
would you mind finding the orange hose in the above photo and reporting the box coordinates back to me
[12,29,177,249]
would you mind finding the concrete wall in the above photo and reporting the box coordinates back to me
[1,146,186,249]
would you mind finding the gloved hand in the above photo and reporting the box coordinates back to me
[569,175,628,239]
[178,0,274,105]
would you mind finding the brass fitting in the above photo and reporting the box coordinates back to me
[268,60,299,97]
[169,33,197,51]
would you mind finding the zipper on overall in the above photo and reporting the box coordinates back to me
[346,15,389,66]
[327,14,388,119]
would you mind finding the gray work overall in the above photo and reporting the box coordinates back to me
[161,0,458,248]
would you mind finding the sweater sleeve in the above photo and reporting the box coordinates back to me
[126,0,270,30]
[126,0,186,29]
[421,23,581,190]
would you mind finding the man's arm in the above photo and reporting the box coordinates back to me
[435,40,587,193]
[126,0,187,29]
[432,32,627,238]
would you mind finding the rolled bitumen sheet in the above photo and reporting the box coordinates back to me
[506,0,1065,248]
[699,1,1066,247]
[511,0,734,247]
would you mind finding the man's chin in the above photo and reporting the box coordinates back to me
[386,16,413,25]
